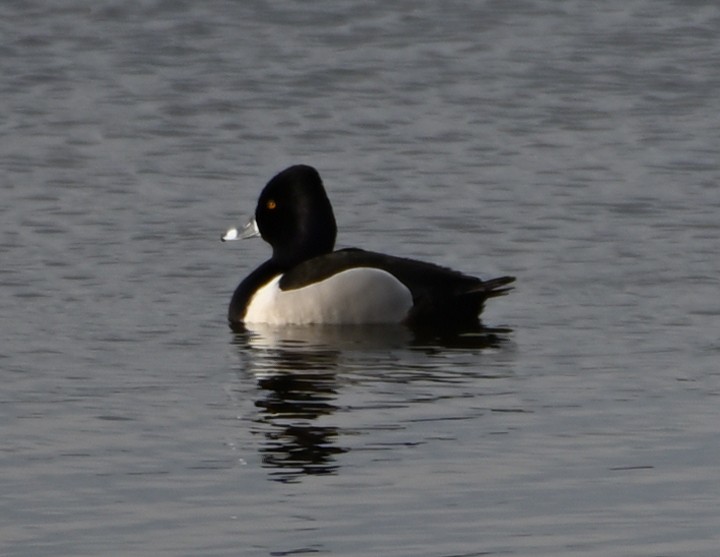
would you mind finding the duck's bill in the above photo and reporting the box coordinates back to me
[221,217,260,242]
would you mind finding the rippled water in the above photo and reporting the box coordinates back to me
[2,1,720,556]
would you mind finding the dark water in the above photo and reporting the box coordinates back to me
[2,1,720,555]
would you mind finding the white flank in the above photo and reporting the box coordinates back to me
[244,268,413,325]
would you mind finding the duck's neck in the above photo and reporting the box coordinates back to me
[271,234,335,269]
[228,260,282,325]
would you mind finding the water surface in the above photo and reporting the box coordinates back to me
[2,1,720,555]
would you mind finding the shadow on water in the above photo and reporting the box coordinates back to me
[231,324,513,483]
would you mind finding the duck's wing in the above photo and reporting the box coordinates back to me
[280,248,513,295]
[280,248,514,328]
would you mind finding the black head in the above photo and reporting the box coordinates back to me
[255,165,337,267]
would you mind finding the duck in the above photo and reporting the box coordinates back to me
[222,165,514,331]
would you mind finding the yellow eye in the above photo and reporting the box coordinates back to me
[266,199,277,210]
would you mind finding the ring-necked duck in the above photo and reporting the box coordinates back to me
[222,165,514,331]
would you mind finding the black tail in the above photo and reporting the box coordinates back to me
[406,275,516,332]
[473,275,515,299]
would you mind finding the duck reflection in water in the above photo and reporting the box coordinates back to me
[254,349,344,482]
[232,324,509,483]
